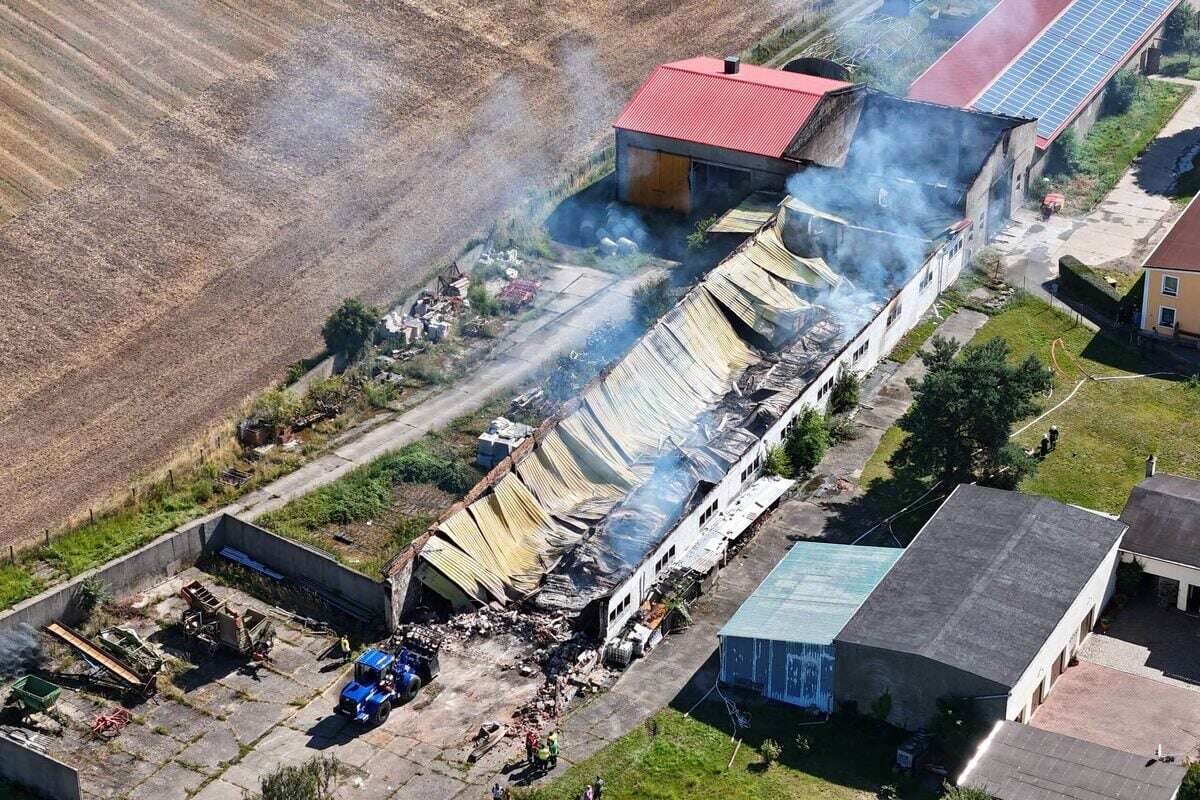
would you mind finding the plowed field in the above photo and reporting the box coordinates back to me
[0,0,793,546]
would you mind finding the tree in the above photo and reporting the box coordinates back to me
[322,298,380,358]
[1103,70,1143,116]
[251,754,342,800]
[632,276,672,328]
[1046,128,1084,176]
[468,278,500,317]
[829,370,861,415]
[889,336,1052,487]
[786,406,829,474]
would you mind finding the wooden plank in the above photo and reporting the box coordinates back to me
[44,621,143,687]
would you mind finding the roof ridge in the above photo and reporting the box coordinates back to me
[660,60,836,96]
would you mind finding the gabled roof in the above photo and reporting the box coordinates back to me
[960,721,1185,800]
[836,485,1127,688]
[908,0,1180,148]
[1120,473,1200,567]
[1144,195,1200,273]
[908,0,1073,108]
[720,542,901,646]
[613,57,853,159]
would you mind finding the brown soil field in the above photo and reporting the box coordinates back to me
[0,0,795,547]
[0,0,352,222]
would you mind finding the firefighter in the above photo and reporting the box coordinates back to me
[524,731,538,765]
[339,635,351,663]
[547,730,559,769]
[535,739,552,774]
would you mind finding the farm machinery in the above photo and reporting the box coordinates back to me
[43,620,161,697]
[180,580,275,660]
[336,634,440,725]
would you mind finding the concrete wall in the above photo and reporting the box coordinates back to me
[600,228,970,639]
[0,516,220,634]
[218,517,386,622]
[1006,540,1120,721]
[0,514,387,635]
[833,642,1009,729]
[0,735,82,800]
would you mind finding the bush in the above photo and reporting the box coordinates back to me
[1104,70,1143,115]
[762,445,794,478]
[632,276,672,328]
[829,370,861,415]
[76,577,112,613]
[302,376,352,415]
[248,388,300,428]
[251,754,342,800]
[322,298,380,358]
[468,279,500,317]
[826,415,860,445]
[1046,128,1084,176]
[785,407,829,474]
[1060,255,1132,321]
[686,215,718,251]
[1180,762,1200,800]
[942,786,993,800]
[870,690,892,722]
[794,734,811,757]
[759,738,782,767]
[1116,558,1145,598]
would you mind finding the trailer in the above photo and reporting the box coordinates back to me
[4,675,62,721]
[180,580,275,660]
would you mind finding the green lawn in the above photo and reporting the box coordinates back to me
[521,705,910,800]
[1045,79,1192,213]
[859,293,1200,518]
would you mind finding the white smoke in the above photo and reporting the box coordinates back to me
[0,624,42,678]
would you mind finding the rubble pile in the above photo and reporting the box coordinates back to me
[414,605,615,735]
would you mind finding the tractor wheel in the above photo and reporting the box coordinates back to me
[402,677,422,703]
[372,700,391,726]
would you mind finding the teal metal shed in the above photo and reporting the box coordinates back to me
[718,541,900,710]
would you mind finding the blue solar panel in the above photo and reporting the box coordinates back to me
[974,0,1177,140]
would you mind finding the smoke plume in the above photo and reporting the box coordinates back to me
[0,624,43,679]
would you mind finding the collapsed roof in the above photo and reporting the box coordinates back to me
[401,198,959,614]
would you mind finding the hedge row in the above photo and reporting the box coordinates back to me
[1058,255,1144,321]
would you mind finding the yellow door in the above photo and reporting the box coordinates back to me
[625,146,690,213]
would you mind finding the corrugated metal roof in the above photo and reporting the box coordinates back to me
[907,0,1074,108]
[719,541,901,645]
[1144,194,1200,272]
[613,57,852,159]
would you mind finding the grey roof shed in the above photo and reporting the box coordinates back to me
[836,485,1127,689]
[1120,474,1200,569]
[960,721,1185,800]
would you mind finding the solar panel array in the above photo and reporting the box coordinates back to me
[974,0,1176,140]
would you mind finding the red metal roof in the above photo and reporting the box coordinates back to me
[1145,195,1200,273]
[907,0,1074,108]
[613,57,852,159]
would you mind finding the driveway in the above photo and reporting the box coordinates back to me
[995,77,1200,305]
[1031,661,1200,757]
[1077,597,1200,691]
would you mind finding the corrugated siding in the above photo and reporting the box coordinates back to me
[613,58,848,159]
[721,635,835,710]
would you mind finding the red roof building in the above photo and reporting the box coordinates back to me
[907,0,1073,109]
[1145,195,1200,273]
[613,57,852,159]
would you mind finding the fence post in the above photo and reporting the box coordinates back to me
[44,529,50,546]
[169,469,175,490]
[9,545,13,564]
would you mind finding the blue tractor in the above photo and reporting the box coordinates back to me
[337,644,439,725]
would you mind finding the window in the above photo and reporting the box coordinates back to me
[1163,274,1180,297]
[699,498,720,527]
[886,302,902,327]
[609,594,632,622]
[1159,306,1177,328]
[919,269,933,291]
[851,340,869,363]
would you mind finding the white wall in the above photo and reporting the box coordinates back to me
[1122,551,1200,611]
[600,229,970,639]
[1006,540,1121,721]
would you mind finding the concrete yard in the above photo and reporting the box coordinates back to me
[1031,661,1200,757]
[0,567,548,800]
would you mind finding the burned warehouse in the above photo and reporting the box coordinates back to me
[383,58,1037,642]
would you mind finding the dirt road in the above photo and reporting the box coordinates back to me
[0,0,795,546]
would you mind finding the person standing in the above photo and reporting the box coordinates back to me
[593,776,604,798]
[491,783,503,800]
[525,731,538,765]
[547,730,560,769]
[339,635,351,663]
